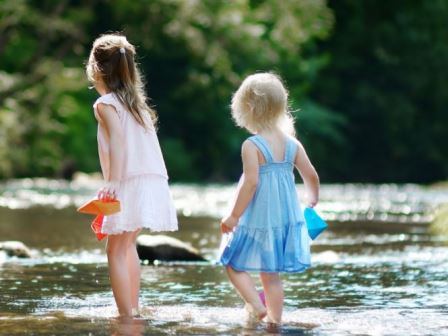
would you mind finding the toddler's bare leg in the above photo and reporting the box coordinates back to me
[260,272,283,324]
[127,229,142,313]
[226,266,266,319]
[107,233,133,317]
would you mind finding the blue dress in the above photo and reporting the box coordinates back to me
[220,135,311,273]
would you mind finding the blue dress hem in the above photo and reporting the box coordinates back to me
[221,260,311,274]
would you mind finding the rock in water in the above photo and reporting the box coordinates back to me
[136,235,206,262]
[0,241,32,258]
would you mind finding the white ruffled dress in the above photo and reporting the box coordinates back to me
[93,93,178,235]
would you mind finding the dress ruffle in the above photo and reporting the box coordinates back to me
[220,221,311,273]
[101,174,178,235]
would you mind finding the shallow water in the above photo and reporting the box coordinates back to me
[1,179,448,335]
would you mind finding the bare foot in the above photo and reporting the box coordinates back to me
[115,314,133,323]
[265,321,281,334]
[244,303,267,321]
[111,315,146,336]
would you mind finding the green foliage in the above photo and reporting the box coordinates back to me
[294,100,347,180]
[100,0,335,180]
[5,1,446,183]
[0,0,95,178]
[0,0,336,181]
[310,0,448,182]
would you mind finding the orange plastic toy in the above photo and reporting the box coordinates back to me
[77,199,121,241]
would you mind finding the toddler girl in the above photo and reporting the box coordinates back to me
[86,34,178,318]
[220,73,319,325]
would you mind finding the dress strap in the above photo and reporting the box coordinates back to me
[248,135,274,163]
[284,138,298,163]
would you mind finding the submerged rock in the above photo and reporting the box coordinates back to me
[136,235,206,262]
[0,241,32,258]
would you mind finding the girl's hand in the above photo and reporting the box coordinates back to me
[306,195,318,208]
[97,181,119,201]
[294,140,320,209]
[220,215,239,234]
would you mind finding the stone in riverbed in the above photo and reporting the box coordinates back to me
[136,234,206,262]
[0,241,32,258]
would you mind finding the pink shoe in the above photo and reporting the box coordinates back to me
[259,290,266,307]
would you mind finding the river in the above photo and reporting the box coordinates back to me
[0,178,447,335]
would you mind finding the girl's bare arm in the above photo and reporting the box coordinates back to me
[96,103,124,199]
[221,140,259,233]
[294,141,319,207]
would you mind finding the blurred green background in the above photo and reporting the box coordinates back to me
[1,0,447,183]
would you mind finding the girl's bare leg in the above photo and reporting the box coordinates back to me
[127,229,142,312]
[226,266,266,319]
[106,232,133,317]
[260,272,283,324]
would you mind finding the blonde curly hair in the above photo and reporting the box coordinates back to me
[231,72,294,134]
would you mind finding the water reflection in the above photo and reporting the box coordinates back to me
[2,305,447,335]
[1,180,448,335]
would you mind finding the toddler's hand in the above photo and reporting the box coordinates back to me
[97,181,119,201]
[220,215,239,234]
[306,195,318,208]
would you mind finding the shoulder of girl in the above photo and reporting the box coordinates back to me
[242,138,257,149]
[241,139,258,157]
[96,103,120,122]
[96,101,117,113]
[288,135,302,147]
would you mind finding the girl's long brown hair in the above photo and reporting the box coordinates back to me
[86,33,157,128]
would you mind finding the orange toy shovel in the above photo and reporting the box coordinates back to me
[77,199,121,241]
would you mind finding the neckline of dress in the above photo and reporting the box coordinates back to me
[255,134,290,163]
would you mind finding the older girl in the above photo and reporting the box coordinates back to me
[86,34,178,318]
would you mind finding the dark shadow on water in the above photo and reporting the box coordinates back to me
[262,325,310,336]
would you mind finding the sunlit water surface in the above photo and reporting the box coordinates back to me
[1,179,448,335]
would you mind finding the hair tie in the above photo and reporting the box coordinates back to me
[119,47,125,54]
